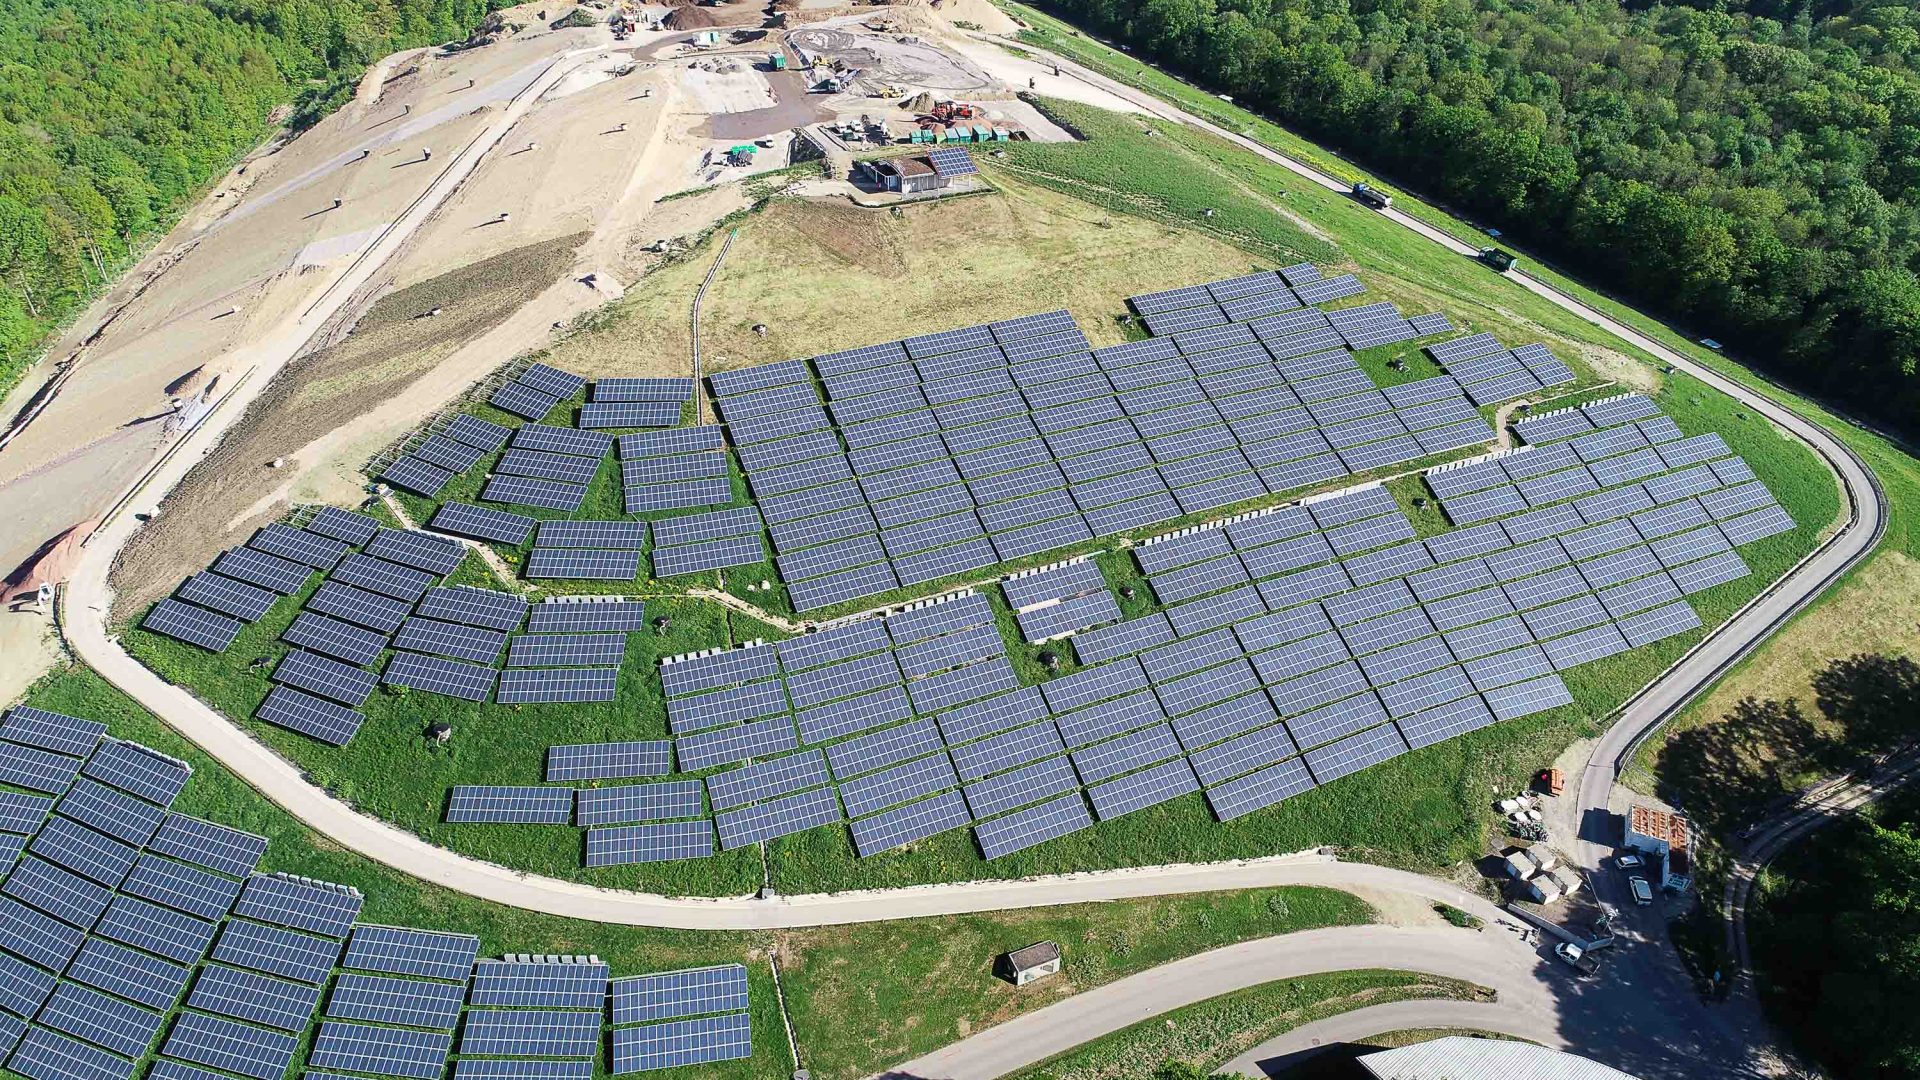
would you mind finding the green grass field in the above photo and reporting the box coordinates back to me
[1006,970,1486,1080]
[118,79,1840,896]
[779,886,1372,1080]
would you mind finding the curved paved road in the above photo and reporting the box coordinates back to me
[1725,748,1920,995]
[60,32,1880,948]
[877,925,1557,1080]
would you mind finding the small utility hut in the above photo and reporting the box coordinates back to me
[998,941,1062,986]
[860,155,946,195]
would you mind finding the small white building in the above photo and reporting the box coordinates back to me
[1359,1036,1647,1079]
[1000,941,1061,986]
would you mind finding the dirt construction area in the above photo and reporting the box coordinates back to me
[790,24,998,93]
[0,0,1127,678]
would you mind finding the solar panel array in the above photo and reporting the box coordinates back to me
[0,698,771,1078]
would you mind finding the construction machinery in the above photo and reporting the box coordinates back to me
[926,100,978,124]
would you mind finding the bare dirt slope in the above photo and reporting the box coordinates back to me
[108,235,583,618]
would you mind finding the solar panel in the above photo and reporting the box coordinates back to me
[325,971,466,1029]
[430,502,535,545]
[67,937,190,1010]
[281,612,386,666]
[711,354,816,392]
[393,616,508,664]
[31,814,142,890]
[82,740,188,806]
[668,678,791,735]
[825,718,946,780]
[446,786,574,824]
[0,708,103,758]
[305,581,410,633]
[141,599,245,652]
[341,925,480,981]
[93,894,216,964]
[459,1009,600,1058]
[171,573,275,624]
[652,534,765,577]
[575,781,706,827]
[248,523,349,570]
[254,686,365,747]
[380,454,456,496]
[0,742,82,796]
[210,919,339,985]
[0,790,50,836]
[306,505,384,545]
[714,785,842,849]
[233,874,361,938]
[188,963,323,1032]
[936,686,1050,748]
[383,652,497,702]
[57,778,163,847]
[581,400,682,427]
[309,1021,450,1079]
[1616,599,1703,647]
[483,474,589,512]
[145,815,266,879]
[706,750,831,812]
[9,1026,137,1080]
[611,1011,753,1074]
[452,1063,596,1080]
[527,598,649,633]
[586,819,716,866]
[677,716,798,773]
[546,740,673,782]
[1395,694,1498,750]
[469,958,610,1008]
[331,553,435,601]
[777,619,890,670]
[1481,673,1575,721]
[1720,504,1796,545]
[1671,548,1751,595]
[612,965,749,1026]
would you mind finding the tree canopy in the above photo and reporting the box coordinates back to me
[1038,0,1920,436]
[0,0,499,390]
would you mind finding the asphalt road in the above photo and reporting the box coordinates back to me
[877,925,1560,1080]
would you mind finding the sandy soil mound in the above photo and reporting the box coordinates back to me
[664,2,764,29]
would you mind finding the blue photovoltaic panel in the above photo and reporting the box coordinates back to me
[586,820,716,866]
[611,1012,753,1074]
[309,1021,451,1080]
[974,792,1093,859]
[142,599,244,652]
[0,790,50,835]
[825,718,945,780]
[341,925,480,981]
[1206,755,1317,821]
[256,686,364,747]
[38,980,165,1057]
[187,963,323,1032]
[273,649,377,707]
[0,708,105,757]
[9,1027,136,1080]
[0,893,84,968]
[714,785,842,849]
[81,740,188,806]
[326,972,466,1029]
[612,965,750,1025]
[546,742,672,782]
[93,894,216,965]
[146,815,266,879]
[209,920,339,984]
[29,815,141,887]
[449,785,578,826]
[677,716,798,773]
[177,572,277,622]
[527,599,650,633]
[306,581,410,633]
[57,778,163,846]
[666,679,790,735]
[0,737,76,799]
[384,652,497,702]
[576,782,707,827]
[233,874,361,938]
[458,1009,600,1058]
[850,789,973,857]
[306,505,384,545]
[67,937,191,1011]
[705,750,831,812]
[470,958,610,1008]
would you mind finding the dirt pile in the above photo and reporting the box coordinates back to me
[664,5,722,28]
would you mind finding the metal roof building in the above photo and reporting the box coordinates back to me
[1359,1037,1645,1079]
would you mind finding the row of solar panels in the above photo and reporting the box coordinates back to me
[140,508,650,742]
[0,705,753,1077]
[706,283,1558,613]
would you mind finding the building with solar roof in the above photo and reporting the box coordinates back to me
[858,155,950,195]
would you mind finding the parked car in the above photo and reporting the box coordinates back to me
[1616,853,1644,870]
[1555,942,1599,976]
[1629,877,1654,905]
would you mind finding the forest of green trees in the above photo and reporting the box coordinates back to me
[0,0,500,394]
[1038,0,1920,436]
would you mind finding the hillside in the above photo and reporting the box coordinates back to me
[1022,0,1920,437]
[0,0,502,392]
